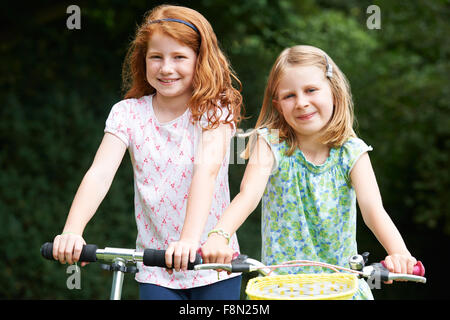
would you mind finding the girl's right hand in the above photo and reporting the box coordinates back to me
[52,232,88,266]
[201,233,234,264]
[382,253,417,284]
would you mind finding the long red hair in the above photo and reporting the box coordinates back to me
[122,5,243,129]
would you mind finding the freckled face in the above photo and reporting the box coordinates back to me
[276,65,334,140]
[145,32,197,102]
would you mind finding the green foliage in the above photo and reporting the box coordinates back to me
[1,0,448,299]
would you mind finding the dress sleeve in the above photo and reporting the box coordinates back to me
[255,127,281,175]
[104,100,130,147]
[340,137,373,179]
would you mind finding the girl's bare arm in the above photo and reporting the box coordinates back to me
[351,153,417,279]
[53,133,127,264]
[201,136,274,264]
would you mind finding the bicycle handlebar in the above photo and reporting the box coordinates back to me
[194,254,427,284]
[40,242,202,270]
[41,243,426,284]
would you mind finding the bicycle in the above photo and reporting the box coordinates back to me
[41,242,425,300]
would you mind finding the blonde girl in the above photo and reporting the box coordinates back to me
[52,5,243,300]
[201,45,417,299]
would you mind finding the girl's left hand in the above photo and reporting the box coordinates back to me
[383,253,417,284]
[165,240,199,273]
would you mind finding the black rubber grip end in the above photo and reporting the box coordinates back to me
[41,242,54,260]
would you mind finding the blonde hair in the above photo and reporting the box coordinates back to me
[243,45,355,158]
[122,5,243,129]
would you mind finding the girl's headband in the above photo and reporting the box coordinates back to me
[148,18,200,34]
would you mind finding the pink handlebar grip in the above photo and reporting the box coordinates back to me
[381,260,425,276]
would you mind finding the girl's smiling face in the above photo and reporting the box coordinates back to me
[146,32,197,102]
[275,65,334,141]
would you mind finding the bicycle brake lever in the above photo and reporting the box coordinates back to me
[367,263,390,282]
[230,254,251,272]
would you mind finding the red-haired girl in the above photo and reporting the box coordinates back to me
[51,5,243,300]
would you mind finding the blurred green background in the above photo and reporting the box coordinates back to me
[1,0,448,300]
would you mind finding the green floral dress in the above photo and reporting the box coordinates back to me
[258,128,374,300]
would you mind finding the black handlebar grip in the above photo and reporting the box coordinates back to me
[40,242,98,262]
[79,244,98,262]
[41,242,55,260]
[143,249,202,270]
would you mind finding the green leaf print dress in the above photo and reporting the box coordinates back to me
[258,128,374,300]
